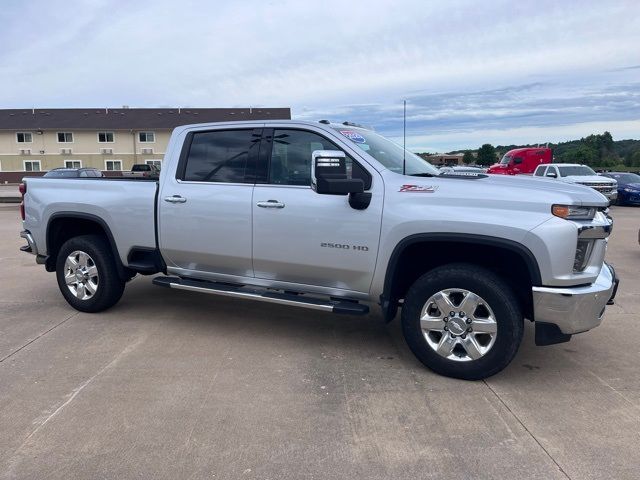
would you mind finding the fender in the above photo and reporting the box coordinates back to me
[380,233,542,322]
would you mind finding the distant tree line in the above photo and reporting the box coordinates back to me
[439,132,640,170]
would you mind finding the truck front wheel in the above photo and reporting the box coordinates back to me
[401,263,523,380]
[55,235,126,313]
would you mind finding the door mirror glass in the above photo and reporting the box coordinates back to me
[311,150,364,195]
[546,171,557,178]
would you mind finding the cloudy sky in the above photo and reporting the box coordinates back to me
[1,0,639,151]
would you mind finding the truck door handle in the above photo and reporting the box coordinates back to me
[257,200,285,209]
[164,195,187,204]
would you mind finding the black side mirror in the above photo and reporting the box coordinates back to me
[311,150,364,195]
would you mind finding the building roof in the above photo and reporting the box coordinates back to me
[0,107,291,130]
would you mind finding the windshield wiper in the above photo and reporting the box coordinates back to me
[409,173,436,177]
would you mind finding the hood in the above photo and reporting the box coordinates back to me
[561,175,617,184]
[487,163,506,171]
[383,170,610,209]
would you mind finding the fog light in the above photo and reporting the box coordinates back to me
[574,239,595,272]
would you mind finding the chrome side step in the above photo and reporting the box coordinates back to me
[152,276,369,315]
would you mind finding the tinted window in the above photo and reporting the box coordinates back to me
[535,166,547,176]
[184,129,260,183]
[269,129,371,188]
[132,164,151,171]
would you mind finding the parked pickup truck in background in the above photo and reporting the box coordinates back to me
[123,163,160,179]
[533,163,618,203]
[19,120,619,380]
[487,147,552,175]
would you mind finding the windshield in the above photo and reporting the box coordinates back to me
[499,154,512,165]
[605,173,640,184]
[558,166,596,177]
[333,127,439,176]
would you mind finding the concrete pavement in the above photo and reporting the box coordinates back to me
[0,205,639,479]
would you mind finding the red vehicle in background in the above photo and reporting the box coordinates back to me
[487,147,552,175]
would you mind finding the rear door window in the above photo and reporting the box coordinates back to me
[180,129,261,183]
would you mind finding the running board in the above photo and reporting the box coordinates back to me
[152,276,369,315]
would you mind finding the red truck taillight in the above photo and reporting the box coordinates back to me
[19,182,26,220]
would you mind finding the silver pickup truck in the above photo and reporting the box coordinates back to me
[19,120,619,380]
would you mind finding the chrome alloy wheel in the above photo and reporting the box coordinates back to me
[420,288,497,362]
[64,250,99,300]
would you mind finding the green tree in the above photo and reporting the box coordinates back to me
[476,144,496,166]
[462,151,475,164]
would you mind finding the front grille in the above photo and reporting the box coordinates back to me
[577,183,616,194]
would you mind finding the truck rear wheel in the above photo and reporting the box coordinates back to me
[401,263,523,380]
[55,235,125,313]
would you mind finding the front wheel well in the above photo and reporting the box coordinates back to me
[382,238,539,321]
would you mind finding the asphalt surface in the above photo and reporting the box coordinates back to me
[0,204,638,479]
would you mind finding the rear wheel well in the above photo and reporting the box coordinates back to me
[46,215,131,279]
[383,239,538,321]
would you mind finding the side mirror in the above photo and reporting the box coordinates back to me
[311,150,364,195]
[546,172,557,178]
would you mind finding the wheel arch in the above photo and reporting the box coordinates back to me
[380,233,542,322]
[46,212,131,280]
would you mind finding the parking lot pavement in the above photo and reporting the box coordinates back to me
[0,205,638,480]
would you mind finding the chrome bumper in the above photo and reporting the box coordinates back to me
[20,230,38,256]
[532,263,617,335]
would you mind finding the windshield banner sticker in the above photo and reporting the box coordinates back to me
[339,130,366,144]
[399,184,438,193]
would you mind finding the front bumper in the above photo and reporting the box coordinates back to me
[532,262,618,335]
[604,191,618,201]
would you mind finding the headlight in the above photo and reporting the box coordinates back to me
[552,204,596,220]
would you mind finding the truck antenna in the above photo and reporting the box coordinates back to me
[403,100,407,175]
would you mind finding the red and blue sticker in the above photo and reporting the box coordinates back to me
[339,130,366,144]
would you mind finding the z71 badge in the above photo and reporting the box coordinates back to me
[399,184,438,193]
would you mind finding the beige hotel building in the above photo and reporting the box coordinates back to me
[0,107,290,183]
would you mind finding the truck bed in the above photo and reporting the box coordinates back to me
[22,177,159,267]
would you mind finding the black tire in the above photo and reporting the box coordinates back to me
[401,263,523,380]
[55,234,126,313]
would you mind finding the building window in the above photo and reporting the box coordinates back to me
[105,160,122,171]
[139,131,155,143]
[65,160,82,168]
[145,159,162,170]
[98,132,114,143]
[17,132,33,143]
[57,132,73,143]
[24,160,41,172]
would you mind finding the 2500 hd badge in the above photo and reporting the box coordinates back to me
[321,242,369,251]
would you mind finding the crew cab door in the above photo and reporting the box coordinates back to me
[252,127,383,294]
[158,127,262,279]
